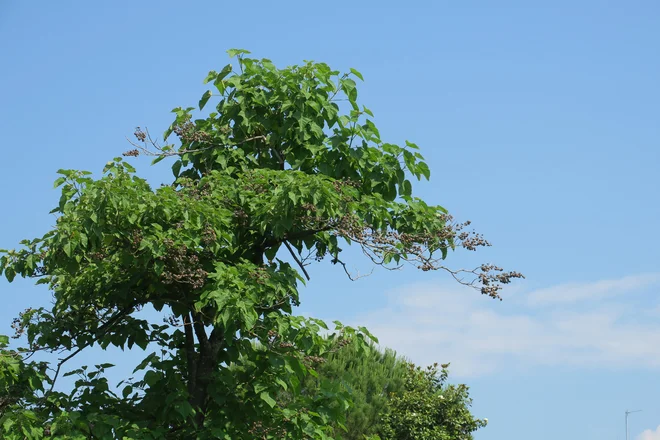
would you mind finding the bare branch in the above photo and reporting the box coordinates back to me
[332,257,374,281]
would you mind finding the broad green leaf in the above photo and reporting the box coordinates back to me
[350,68,364,81]
[259,391,276,408]
[199,90,212,110]
[203,70,218,84]
[227,48,251,57]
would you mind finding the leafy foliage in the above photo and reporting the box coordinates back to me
[0,49,520,439]
[378,363,487,440]
[308,343,406,439]
[306,343,485,440]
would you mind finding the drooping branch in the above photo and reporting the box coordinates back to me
[332,215,525,299]
[44,302,137,399]
[124,127,267,158]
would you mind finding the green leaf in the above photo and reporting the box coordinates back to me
[400,179,412,197]
[172,160,182,178]
[259,391,276,408]
[124,161,136,173]
[143,370,159,386]
[63,241,73,257]
[199,90,212,110]
[405,140,420,150]
[227,48,251,58]
[217,63,233,81]
[135,333,149,350]
[203,70,218,84]
[133,352,157,373]
[350,68,364,81]
[418,162,431,180]
[79,232,88,248]
[122,385,133,399]
[152,155,167,165]
[174,401,194,419]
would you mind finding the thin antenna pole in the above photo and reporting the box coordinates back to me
[625,409,642,440]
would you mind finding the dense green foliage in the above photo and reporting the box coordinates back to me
[0,49,520,439]
[379,363,486,440]
[309,343,485,440]
[310,343,406,439]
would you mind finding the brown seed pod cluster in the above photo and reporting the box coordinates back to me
[248,420,288,438]
[178,181,212,201]
[336,338,351,348]
[331,178,361,192]
[303,355,326,365]
[201,225,217,245]
[172,120,212,144]
[10,307,34,339]
[249,266,270,285]
[159,239,207,290]
[477,264,525,299]
[89,251,107,260]
[233,208,249,226]
[133,127,147,142]
[130,229,143,249]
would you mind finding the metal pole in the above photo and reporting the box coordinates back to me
[626,409,642,440]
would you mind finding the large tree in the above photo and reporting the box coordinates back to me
[0,50,521,439]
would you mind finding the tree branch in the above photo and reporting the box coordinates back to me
[44,302,137,399]
[332,257,374,281]
[126,127,267,158]
[263,225,333,248]
[283,241,310,281]
[183,312,197,397]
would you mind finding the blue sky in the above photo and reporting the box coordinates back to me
[1,1,659,439]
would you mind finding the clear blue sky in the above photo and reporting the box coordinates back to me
[1,2,660,439]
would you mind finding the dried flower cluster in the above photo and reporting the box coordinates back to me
[10,307,34,339]
[159,238,207,290]
[172,120,212,144]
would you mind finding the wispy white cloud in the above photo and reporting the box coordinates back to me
[526,273,660,305]
[351,273,660,378]
[637,425,660,440]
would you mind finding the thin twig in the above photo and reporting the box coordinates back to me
[283,241,310,281]
[333,257,374,281]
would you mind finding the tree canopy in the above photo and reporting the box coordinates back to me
[304,342,407,439]
[308,342,485,440]
[0,49,521,439]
